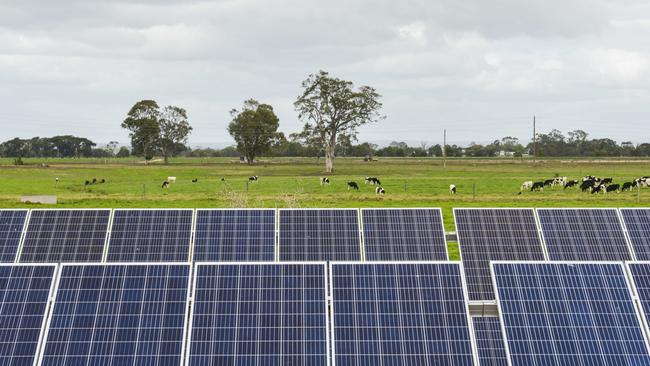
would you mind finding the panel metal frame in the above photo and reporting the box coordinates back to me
[328,260,479,366]
[0,209,30,263]
[360,207,449,261]
[490,260,650,366]
[37,262,192,366]
[186,261,330,366]
[193,208,277,262]
[624,261,650,349]
[619,208,650,261]
[470,315,509,366]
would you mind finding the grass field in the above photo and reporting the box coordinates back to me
[2,156,649,259]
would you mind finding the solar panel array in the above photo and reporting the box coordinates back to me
[108,209,193,262]
[20,209,110,263]
[456,208,546,301]
[40,263,190,366]
[627,262,650,328]
[0,210,27,262]
[362,208,448,260]
[472,317,508,366]
[537,208,633,261]
[0,264,55,366]
[330,262,476,365]
[621,209,650,260]
[188,263,328,365]
[493,262,650,366]
[193,209,276,261]
[279,209,361,261]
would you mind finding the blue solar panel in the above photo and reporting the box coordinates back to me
[361,208,448,260]
[456,208,546,301]
[188,263,328,365]
[20,209,110,263]
[493,262,650,366]
[621,209,650,260]
[331,262,476,365]
[0,264,56,366]
[537,208,632,261]
[279,209,361,261]
[40,263,190,366]
[193,209,276,261]
[626,262,650,330]
[0,210,27,262]
[472,317,508,366]
[108,209,193,262]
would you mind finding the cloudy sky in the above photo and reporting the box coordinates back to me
[1,0,649,146]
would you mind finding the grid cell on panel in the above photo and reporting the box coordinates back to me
[626,262,650,328]
[108,209,193,262]
[472,317,508,366]
[193,209,276,261]
[362,208,448,261]
[330,262,476,366]
[0,210,28,262]
[493,262,650,366]
[537,208,632,261]
[0,264,56,366]
[621,209,650,260]
[39,263,190,366]
[188,263,328,365]
[279,209,361,261]
[456,208,545,301]
[20,209,110,263]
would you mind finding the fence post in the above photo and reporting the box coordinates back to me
[142,183,146,198]
[473,183,476,199]
[246,181,249,193]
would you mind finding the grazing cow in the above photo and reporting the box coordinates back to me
[531,182,544,192]
[606,184,620,193]
[320,177,330,186]
[365,177,381,185]
[347,181,359,190]
[100,179,105,184]
[581,179,598,192]
[552,177,567,187]
[622,182,636,191]
[249,176,259,182]
[564,180,579,189]
[582,175,600,182]
[161,181,170,189]
[192,178,198,183]
[55,177,59,183]
[601,177,613,185]
[637,177,650,188]
[167,176,176,183]
[449,184,457,194]
[84,180,90,186]
[221,178,226,181]
[520,181,533,191]
[543,179,555,187]
[591,184,606,194]
[92,178,97,184]
[375,187,386,195]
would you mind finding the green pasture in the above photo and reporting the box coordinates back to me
[1,156,649,259]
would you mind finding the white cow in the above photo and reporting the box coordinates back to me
[167,176,176,183]
[375,187,385,195]
[520,181,533,191]
[449,184,457,194]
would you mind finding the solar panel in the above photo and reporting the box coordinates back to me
[621,209,650,260]
[626,262,650,332]
[537,208,632,261]
[330,262,477,365]
[472,317,508,366]
[279,209,361,261]
[20,209,110,263]
[193,209,276,261]
[493,262,650,366]
[187,263,328,365]
[107,209,193,262]
[455,208,546,301]
[0,264,56,366]
[361,208,448,261]
[39,263,190,366]
[0,210,28,262]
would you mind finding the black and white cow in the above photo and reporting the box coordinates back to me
[520,181,533,191]
[320,177,330,186]
[606,184,620,193]
[581,179,598,192]
[449,184,457,194]
[552,177,567,187]
[161,181,170,189]
[249,175,259,182]
[365,177,381,185]
[591,184,606,194]
[622,182,636,191]
[601,177,613,185]
[531,182,545,192]
[543,179,555,187]
[375,186,386,195]
[582,175,600,182]
[192,178,198,183]
[347,181,359,190]
[564,180,579,189]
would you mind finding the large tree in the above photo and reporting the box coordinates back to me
[228,99,280,164]
[294,70,384,173]
[159,106,193,164]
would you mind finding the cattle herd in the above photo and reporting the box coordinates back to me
[520,175,650,194]
[318,176,387,195]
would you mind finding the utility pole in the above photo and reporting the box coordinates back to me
[443,129,447,169]
[533,115,537,163]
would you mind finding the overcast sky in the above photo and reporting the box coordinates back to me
[1,0,649,146]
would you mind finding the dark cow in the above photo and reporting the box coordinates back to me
[531,182,544,192]
[606,184,620,193]
[564,180,579,189]
[249,176,259,182]
[221,178,226,181]
[192,178,198,183]
[622,182,636,191]
[347,181,359,190]
[543,179,555,187]
[365,177,381,185]
[84,180,90,186]
[375,186,386,195]
[161,181,170,189]
[591,184,606,194]
[100,179,106,184]
[320,177,330,186]
[601,177,613,185]
[581,179,598,192]
[582,175,600,182]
